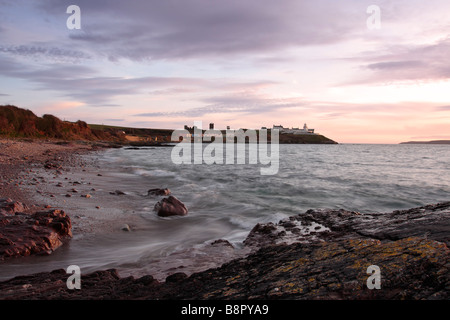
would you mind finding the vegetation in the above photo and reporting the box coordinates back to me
[0,105,125,142]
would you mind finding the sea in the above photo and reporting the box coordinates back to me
[1,143,449,281]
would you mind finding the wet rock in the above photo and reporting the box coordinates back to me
[148,188,171,196]
[0,208,72,260]
[154,196,188,217]
[243,222,280,248]
[210,239,234,249]
[243,202,450,249]
[165,272,188,283]
[0,198,28,216]
[0,202,448,300]
[110,190,126,195]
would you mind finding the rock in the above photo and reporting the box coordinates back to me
[210,239,234,249]
[165,272,188,283]
[80,194,91,198]
[154,196,188,217]
[148,188,171,196]
[0,208,72,260]
[0,202,448,300]
[243,222,279,248]
[121,224,131,232]
[244,202,450,249]
[110,190,126,195]
[0,198,28,216]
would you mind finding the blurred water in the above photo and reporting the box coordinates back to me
[1,143,449,281]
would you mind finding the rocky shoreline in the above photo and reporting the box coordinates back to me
[1,201,449,299]
[0,138,448,300]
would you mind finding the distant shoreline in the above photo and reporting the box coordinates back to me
[400,140,450,145]
[1,105,338,145]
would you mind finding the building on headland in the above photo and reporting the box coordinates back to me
[181,122,316,138]
[272,123,315,135]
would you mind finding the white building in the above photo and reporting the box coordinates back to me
[272,123,315,134]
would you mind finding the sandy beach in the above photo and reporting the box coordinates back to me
[0,139,96,205]
[0,138,244,281]
[0,139,150,236]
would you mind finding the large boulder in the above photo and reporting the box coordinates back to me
[154,196,188,217]
[0,206,72,260]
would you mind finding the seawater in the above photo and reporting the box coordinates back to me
[1,144,449,280]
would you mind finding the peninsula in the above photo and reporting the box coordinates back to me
[0,105,338,145]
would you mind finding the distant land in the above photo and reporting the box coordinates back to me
[0,105,338,145]
[91,123,338,145]
[400,140,450,145]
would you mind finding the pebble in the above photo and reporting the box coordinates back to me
[121,224,131,232]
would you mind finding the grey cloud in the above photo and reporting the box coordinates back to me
[345,38,450,85]
[0,45,91,62]
[135,94,304,118]
[366,60,426,70]
[37,0,362,62]
[0,53,278,106]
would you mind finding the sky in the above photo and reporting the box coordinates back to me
[0,0,450,143]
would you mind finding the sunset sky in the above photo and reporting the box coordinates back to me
[1,0,450,143]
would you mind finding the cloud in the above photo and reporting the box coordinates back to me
[344,37,450,85]
[0,51,280,106]
[0,45,91,62]
[366,60,426,71]
[134,93,305,118]
[104,118,124,122]
[36,0,363,62]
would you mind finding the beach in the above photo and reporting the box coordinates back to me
[0,138,449,300]
[0,138,250,281]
